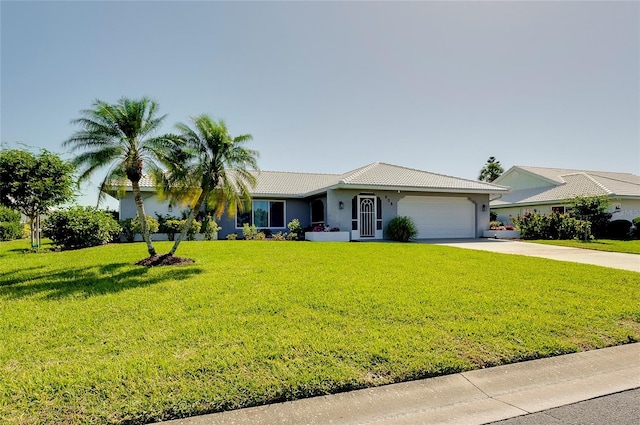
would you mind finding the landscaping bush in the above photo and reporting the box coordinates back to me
[119,215,160,242]
[163,219,183,241]
[201,215,222,240]
[633,217,640,239]
[287,219,303,241]
[184,219,201,241]
[0,206,23,241]
[570,195,611,238]
[511,212,591,240]
[242,223,258,240]
[606,220,632,240]
[386,216,418,242]
[43,206,121,249]
[272,231,287,241]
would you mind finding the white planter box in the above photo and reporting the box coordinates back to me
[483,230,521,239]
[305,232,350,242]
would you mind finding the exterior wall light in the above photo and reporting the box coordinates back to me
[338,201,344,209]
[482,204,486,212]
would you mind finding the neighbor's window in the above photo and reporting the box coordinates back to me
[236,200,286,228]
[551,206,566,214]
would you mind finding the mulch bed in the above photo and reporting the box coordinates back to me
[135,254,195,267]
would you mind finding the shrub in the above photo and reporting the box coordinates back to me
[386,216,418,242]
[259,228,272,237]
[119,215,160,242]
[255,232,266,240]
[226,233,238,240]
[606,220,632,240]
[164,219,183,241]
[272,231,287,241]
[489,221,503,229]
[242,223,258,240]
[184,219,201,241]
[119,218,136,242]
[570,195,611,238]
[633,217,640,239]
[201,215,221,240]
[0,206,23,241]
[43,206,121,249]
[287,219,303,241]
[132,215,159,235]
[489,211,498,221]
[511,212,591,240]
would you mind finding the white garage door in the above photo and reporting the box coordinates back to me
[397,196,475,239]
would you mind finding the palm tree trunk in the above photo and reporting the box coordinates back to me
[168,190,207,256]
[131,180,157,257]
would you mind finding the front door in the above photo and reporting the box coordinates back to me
[359,196,376,237]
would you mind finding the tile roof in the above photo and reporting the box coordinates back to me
[125,162,509,197]
[251,171,341,196]
[492,166,640,207]
[337,162,509,193]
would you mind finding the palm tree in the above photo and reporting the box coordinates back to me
[64,97,180,257]
[478,156,504,183]
[158,114,258,257]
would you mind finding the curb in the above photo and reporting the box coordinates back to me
[155,343,640,425]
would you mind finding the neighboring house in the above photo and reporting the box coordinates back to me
[491,166,640,224]
[112,162,510,240]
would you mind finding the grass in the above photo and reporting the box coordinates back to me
[1,239,639,424]
[528,239,640,254]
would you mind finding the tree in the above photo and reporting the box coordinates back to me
[478,156,504,183]
[570,195,611,238]
[158,115,258,258]
[0,148,75,246]
[64,97,181,257]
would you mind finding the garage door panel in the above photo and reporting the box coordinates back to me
[398,196,475,239]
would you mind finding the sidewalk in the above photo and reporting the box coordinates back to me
[156,343,640,425]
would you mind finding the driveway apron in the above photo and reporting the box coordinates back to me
[423,239,640,273]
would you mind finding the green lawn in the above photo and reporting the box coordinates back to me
[1,239,639,424]
[529,239,640,254]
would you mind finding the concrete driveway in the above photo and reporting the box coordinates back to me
[423,239,640,273]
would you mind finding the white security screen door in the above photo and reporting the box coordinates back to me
[359,196,376,237]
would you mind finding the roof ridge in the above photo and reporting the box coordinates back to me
[563,172,612,195]
[376,161,509,188]
[255,169,342,177]
[339,162,380,183]
[518,165,637,176]
[587,172,640,187]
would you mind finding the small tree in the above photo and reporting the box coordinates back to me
[478,156,504,183]
[569,195,611,238]
[0,148,75,247]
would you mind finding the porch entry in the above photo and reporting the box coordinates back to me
[351,195,382,239]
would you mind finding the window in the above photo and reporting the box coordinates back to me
[236,200,286,228]
[551,206,566,214]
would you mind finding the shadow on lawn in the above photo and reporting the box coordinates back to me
[0,262,203,300]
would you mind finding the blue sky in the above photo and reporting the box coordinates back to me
[2,1,638,209]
